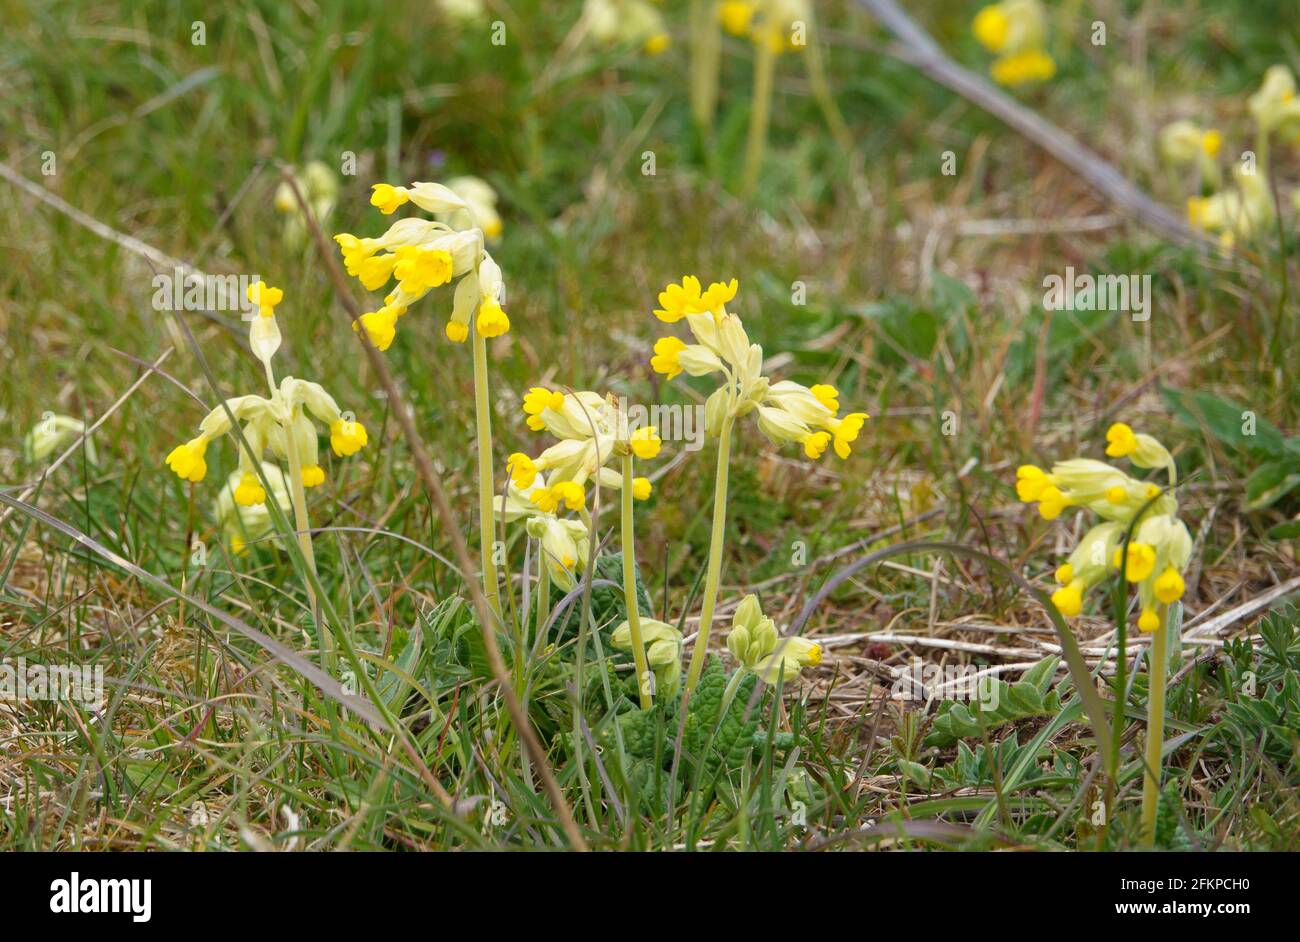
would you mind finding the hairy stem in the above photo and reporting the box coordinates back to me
[689,0,721,134]
[1140,603,1170,845]
[620,453,653,709]
[684,414,734,695]
[472,324,503,618]
[742,36,777,196]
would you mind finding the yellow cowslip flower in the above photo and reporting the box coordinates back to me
[972,0,1054,87]
[214,462,292,555]
[531,480,586,514]
[632,476,652,500]
[1158,120,1223,185]
[650,336,687,379]
[522,387,565,432]
[989,49,1056,86]
[720,0,811,55]
[338,179,510,347]
[1019,424,1192,633]
[233,472,267,507]
[973,0,1046,55]
[24,413,95,464]
[513,390,664,506]
[1248,65,1300,140]
[612,618,683,697]
[164,377,366,492]
[583,0,671,57]
[720,1,756,36]
[725,593,821,684]
[494,471,590,590]
[651,278,868,461]
[1187,163,1275,245]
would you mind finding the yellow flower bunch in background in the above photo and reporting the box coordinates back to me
[273,160,338,249]
[651,276,865,695]
[1166,65,1300,247]
[1247,64,1300,143]
[719,0,809,55]
[437,176,503,243]
[971,0,1055,87]
[582,0,672,56]
[1158,120,1223,190]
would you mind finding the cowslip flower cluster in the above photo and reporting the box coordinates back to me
[1016,423,1191,634]
[651,276,865,696]
[651,276,867,459]
[1173,65,1300,247]
[214,462,292,555]
[719,0,810,55]
[164,284,369,495]
[273,160,338,249]
[507,389,661,510]
[1247,64,1300,142]
[971,0,1055,87]
[725,594,821,684]
[1158,120,1222,188]
[584,0,671,56]
[24,413,95,464]
[494,472,591,590]
[612,618,683,698]
[334,180,508,348]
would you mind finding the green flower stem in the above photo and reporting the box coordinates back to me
[741,36,777,196]
[535,539,550,646]
[689,0,721,134]
[720,666,746,715]
[282,406,331,672]
[684,413,735,696]
[262,358,329,672]
[1139,603,1170,845]
[472,323,502,619]
[621,453,653,709]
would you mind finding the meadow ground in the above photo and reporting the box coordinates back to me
[0,0,1297,851]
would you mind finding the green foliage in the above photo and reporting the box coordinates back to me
[541,552,652,645]
[924,657,1063,748]
[611,657,769,788]
[930,733,1055,791]
[1163,387,1300,512]
[1155,780,1195,851]
[1218,605,1300,767]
